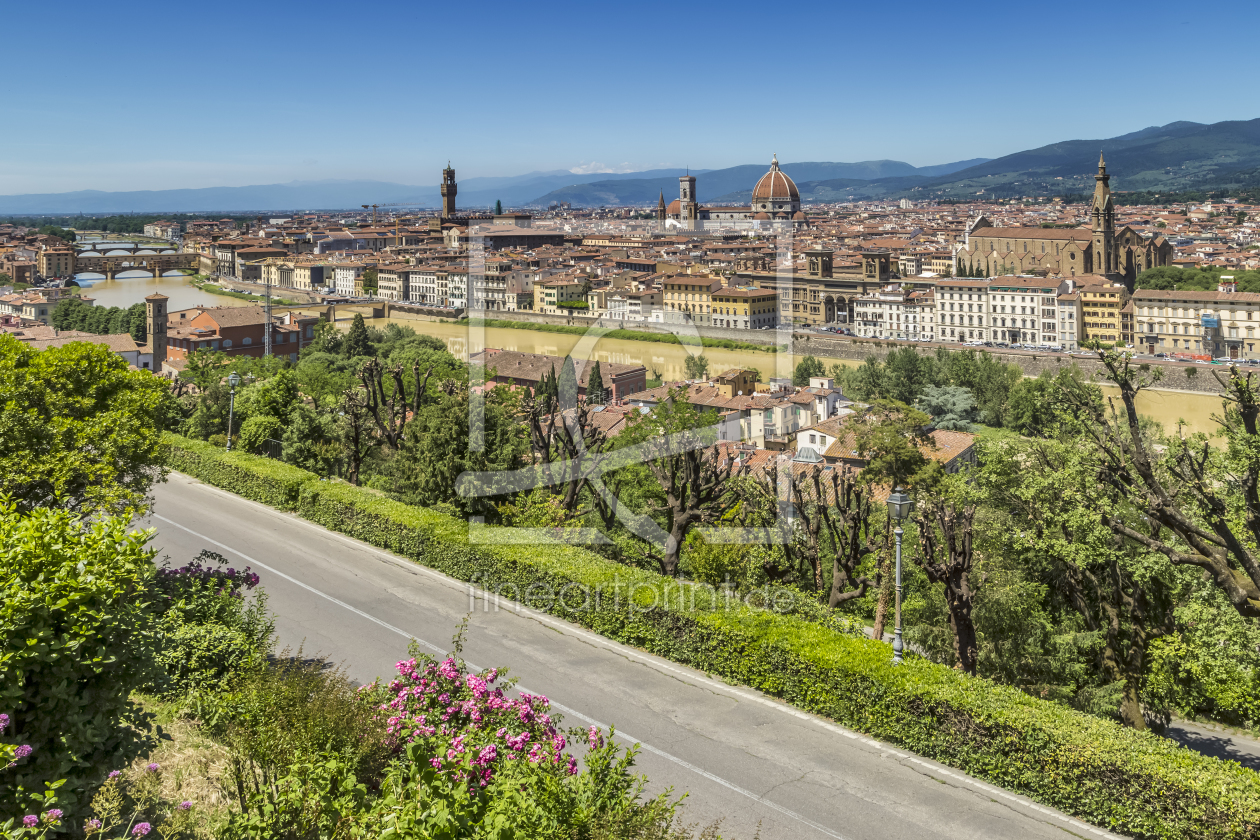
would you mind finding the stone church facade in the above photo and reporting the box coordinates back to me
[956,155,1173,286]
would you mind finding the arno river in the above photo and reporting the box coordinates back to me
[332,315,1224,438]
[63,270,1222,437]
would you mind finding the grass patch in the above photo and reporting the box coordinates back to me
[188,275,296,306]
[463,317,785,353]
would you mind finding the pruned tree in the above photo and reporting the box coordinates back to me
[748,463,881,603]
[1068,349,1260,619]
[522,387,610,514]
[620,391,730,576]
[355,357,435,449]
[913,495,979,675]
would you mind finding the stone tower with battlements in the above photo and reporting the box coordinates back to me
[441,163,458,217]
[145,293,168,370]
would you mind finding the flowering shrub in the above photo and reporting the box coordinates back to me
[373,652,573,791]
[83,763,199,840]
[147,550,274,697]
[0,505,159,820]
[218,645,691,839]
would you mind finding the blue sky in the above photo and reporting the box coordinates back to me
[2,0,1257,193]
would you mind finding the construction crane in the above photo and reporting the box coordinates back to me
[361,204,379,225]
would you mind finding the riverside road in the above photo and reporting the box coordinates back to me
[144,473,1127,840]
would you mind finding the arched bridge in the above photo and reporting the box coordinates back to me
[73,252,200,281]
[75,244,179,256]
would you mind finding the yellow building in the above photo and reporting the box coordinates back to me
[711,286,778,329]
[534,277,587,315]
[38,248,75,279]
[1079,284,1129,346]
[662,273,723,325]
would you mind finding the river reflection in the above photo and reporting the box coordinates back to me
[73,273,254,311]
[323,315,1226,438]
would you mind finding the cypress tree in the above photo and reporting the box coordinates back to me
[343,312,372,358]
[495,199,503,215]
[559,356,578,409]
[587,361,605,404]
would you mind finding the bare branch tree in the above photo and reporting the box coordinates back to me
[914,497,979,675]
[357,357,434,449]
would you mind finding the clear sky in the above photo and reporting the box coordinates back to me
[3,0,1257,194]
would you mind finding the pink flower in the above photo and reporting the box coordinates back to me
[133,822,152,836]
[146,762,161,772]
[430,757,442,769]
[108,770,122,779]
[0,713,8,731]
[178,801,192,811]
[587,726,604,749]
[566,755,578,775]
[14,744,32,758]
[23,816,38,828]
[87,818,102,829]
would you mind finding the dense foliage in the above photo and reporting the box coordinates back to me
[0,335,174,516]
[51,297,148,341]
[1136,265,1260,293]
[161,434,1260,839]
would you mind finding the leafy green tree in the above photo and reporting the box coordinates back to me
[586,360,605,404]
[238,415,284,454]
[0,336,173,516]
[389,384,528,515]
[916,384,977,430]
[853,400,936,490]
[792,354,827,386]
[683,352,709,380]
[343,313,372,358]
[883,347,939,405]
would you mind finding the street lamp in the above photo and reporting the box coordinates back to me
[886,486,915,665]
[225,372,242,452]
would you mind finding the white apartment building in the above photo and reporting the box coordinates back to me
[1057,291,1081,351]
[1133,281,1260,359]
[446,270,468,309]
[934,279,991,342]
[853,284,935,341]
[334,265,366,297]
[409,267,438,305]
[986,279,1064,347]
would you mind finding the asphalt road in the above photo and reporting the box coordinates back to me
[143,474,1126,840]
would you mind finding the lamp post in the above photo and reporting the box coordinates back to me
[886,486,915,665]
[225,372,241,451]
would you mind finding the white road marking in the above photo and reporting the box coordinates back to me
[151,482,1129,840]
[152,512,853,840]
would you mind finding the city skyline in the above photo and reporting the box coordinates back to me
[2,0,1257,193]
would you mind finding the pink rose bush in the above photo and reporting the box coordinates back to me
[369,654,575,793]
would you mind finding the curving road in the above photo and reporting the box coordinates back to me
[143,474,1126,840]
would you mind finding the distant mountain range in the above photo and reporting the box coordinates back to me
[528,159,990,208]
[0,118,1257,213]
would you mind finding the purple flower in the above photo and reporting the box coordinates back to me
[146,762,160,772]
[133,822,152,836]
[44,809,63,822]
[178,801,192,811]
[108,769,122,779]
[14,744,32,758]
[23,816,38,828]
[0,713,8,731]
[87,818,102,829]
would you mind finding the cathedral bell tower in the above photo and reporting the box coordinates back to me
[657,190,666,225]
[441,162,458,217]
[679,174,697,230]
[1091,152,1116,277]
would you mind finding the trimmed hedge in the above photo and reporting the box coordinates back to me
[162,433,1260,840]
[164,435,316,510]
